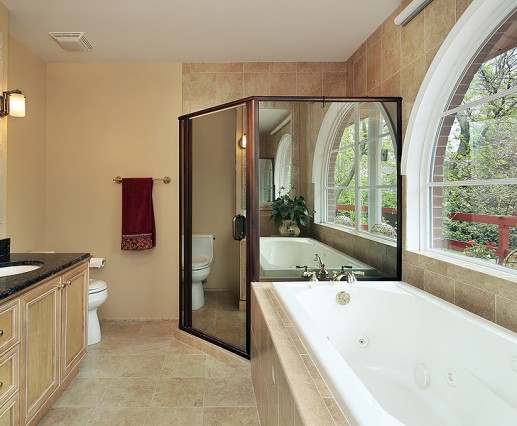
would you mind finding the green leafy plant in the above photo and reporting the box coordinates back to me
[463,240,497,260]
[269,193,311,228]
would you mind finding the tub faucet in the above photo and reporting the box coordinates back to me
[345,270,365,284]
[332,265,352,282]
[314,254,328,279]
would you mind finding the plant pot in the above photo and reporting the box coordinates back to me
[279,220,300,237]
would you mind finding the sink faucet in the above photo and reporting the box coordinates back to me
[313,254,328,279]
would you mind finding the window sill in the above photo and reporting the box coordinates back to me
[314,222,397,248]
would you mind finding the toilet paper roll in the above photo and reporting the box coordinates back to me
[89,257,106,268]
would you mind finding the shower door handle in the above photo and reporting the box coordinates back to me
[232,214,246,241]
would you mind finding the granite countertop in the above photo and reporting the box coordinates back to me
[0,252,91,301]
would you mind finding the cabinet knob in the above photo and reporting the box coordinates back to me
[0,330,3,336]
[0,382,3,388]
[66,280,72,286]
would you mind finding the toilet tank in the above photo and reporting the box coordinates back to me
[192,234,214,264]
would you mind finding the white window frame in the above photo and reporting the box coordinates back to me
[401,0,516,253]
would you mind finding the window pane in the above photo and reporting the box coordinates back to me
[461,47,517,105]
[334,189,356,227]
[433,184,517,263]
[382,136,397,185]
[359,189,369,231]
[358,143,369,186]
[440,95,517,181]
[334,145,355,187]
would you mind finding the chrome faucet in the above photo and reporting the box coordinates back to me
[346,270,365,283]
[313,254,328,279]
[345,271,357,284]
[331,266,364,283]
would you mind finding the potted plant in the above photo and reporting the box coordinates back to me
[269,193,311,237]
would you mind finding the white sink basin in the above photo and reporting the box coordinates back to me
[0,264,43,277]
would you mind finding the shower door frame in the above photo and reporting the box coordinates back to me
[179,98,258,359]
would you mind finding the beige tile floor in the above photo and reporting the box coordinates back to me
[40,320,260,425]
[192,291,246,350]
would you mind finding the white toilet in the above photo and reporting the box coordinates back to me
[88,279,108,345]
[191,234,214,310]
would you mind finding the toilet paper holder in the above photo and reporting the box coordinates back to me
[89,257,106,268]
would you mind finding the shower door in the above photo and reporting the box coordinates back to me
[179,100,254,357]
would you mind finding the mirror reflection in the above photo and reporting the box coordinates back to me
[189,105,247,351]
[259,99,401,281]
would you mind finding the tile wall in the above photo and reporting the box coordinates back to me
[182,62,347,114]
[182,0,517,333]
[251,283,350,425]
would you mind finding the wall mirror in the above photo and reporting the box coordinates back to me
[180,96,401,358]
[257,98,402,282]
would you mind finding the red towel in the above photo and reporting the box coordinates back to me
[121,178,156,251]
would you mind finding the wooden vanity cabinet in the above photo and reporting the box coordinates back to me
[20,261,88,425]
[60,265,88,383]
[0,299,21,426]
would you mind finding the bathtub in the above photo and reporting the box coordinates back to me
[272,281,517,425]
[260,237,375,278]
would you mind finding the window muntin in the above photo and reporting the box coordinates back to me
[430,40,517,267]
[326,102,398,238]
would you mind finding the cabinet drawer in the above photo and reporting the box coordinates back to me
[0,346,18,407]
[0,300,19,353]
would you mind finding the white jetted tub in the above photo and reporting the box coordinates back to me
[260,237,375,278]
[272,281,517,425]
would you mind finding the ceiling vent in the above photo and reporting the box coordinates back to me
[49,32,93,52]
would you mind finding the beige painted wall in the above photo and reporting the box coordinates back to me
[6,36,46,251]
[191,109,240,294]
[46,63,182,320]
[0,3,8,238]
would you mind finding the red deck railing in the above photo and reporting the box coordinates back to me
[447,213,517,264]
[335,205,516,264]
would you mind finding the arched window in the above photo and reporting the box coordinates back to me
[403,0,516,270]
[313,102,398,239]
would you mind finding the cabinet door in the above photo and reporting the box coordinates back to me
[61,263,88,380]
[0,394,19,426]
[20,278,60,424]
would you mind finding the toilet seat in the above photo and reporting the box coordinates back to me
[192,256,209,270]
[89,279,107,294]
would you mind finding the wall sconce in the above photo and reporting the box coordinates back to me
[0,90,26,117]
[239,134,247,149]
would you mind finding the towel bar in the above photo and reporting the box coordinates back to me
[113,176,171,184]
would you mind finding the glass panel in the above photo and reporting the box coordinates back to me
[259,98,401,281]
[334,188,356,227]
[460,48,517,106]
[189,105,247,352]
[441,95,517,181]
[381,136,397,185]
[433,183,517,264]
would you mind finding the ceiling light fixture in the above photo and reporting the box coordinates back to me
[0,90,26,117]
